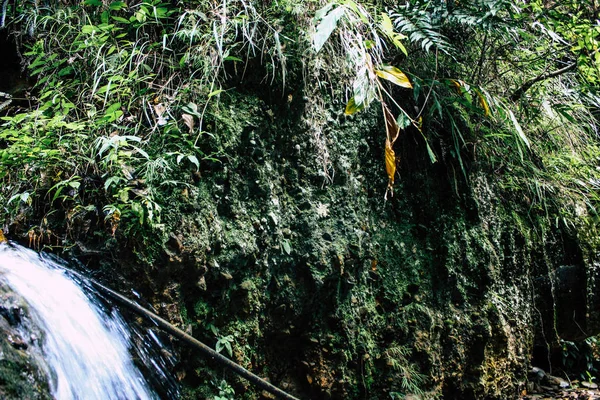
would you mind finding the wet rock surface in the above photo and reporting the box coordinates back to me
[521,367,600,400]
[0,284,51,399]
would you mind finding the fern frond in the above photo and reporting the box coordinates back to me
[390,5,451,54]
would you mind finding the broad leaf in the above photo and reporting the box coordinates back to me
[345,96,364,115]
[313,6,345,53]
[375,66,412,88]
[188,155,199,171]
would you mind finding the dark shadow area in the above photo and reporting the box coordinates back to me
[0,30,26,94]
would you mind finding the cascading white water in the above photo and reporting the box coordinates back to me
[0,242,157,400]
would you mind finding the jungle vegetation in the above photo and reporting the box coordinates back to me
[0,0,597,246]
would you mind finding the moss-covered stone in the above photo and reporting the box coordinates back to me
[0,288,51,400]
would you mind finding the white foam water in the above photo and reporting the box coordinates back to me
[0,242,156,400]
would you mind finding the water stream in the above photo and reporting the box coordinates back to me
[0,241,170,400]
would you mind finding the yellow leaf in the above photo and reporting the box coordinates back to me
[392,35,408,56]
[345,96,363,115]
[375,65,412,88]
[0,231,5,243]
[476,90,490,116]
[450,79,462,93]
[385,143,396,185]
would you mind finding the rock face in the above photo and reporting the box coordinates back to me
[7,89,599,400]
[0,285,51,400]
[94,95,596,399]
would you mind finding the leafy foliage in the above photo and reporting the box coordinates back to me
[0,0,294,236]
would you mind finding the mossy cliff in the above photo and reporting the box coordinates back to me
[7,89,596,399]
[0,1,599,399]
[122,91,598,399]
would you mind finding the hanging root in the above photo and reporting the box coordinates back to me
[0,0,8,28]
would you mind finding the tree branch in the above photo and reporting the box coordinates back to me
[510,62,577,102]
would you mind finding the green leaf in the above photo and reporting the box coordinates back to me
[380,13,394,37]
[81,25,98,34]
[111,16,130,24]
[380,13,407,55]
[208,89,224,98]
[52,186,65,202]
[282,239,292,255]
[109,1,127,11]
[224,341,232,357]
[188,155,199,170]
[375,66,412,88]
[507,109,530,149]
[345,96,364,115]
[84,0,102,6]
[313,6,345,53]
[426,142,437,163]
[182,103,201,118]
[104,176,122,190]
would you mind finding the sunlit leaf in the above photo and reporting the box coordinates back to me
[375,66,412,88]
[380,13,395,38]
[475,90,490,116]
[313,6,345,53]
[182,102,201,118]
[345,96,364,115]
[208,89,224,98]
[385,143,396,185]
[187,155,199,171]
[282,239,292,255]
[508,109,530,149]
[380,13,407,55]
[109,1,127,11]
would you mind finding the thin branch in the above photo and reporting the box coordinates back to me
[510,62,577,101]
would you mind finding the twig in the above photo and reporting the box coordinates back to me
[510,62,577,101]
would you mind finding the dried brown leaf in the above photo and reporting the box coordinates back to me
[383,102,400,144]
[181,113,194,133]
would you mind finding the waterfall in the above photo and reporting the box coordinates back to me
[0,242,168,400]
